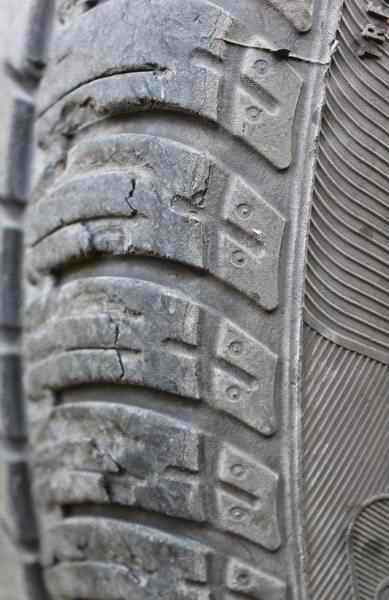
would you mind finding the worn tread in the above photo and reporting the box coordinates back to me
[13,0,385,599]
[27,0,307,595]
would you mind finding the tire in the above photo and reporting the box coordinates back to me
[2,0,389,599]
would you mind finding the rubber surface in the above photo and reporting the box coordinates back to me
[3,0,389,599]
[28,1,326,597]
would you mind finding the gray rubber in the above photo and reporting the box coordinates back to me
[2,0,389,599]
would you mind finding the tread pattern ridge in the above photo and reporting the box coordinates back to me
[302,326,389,600]
[304,0,389,364]
[303,1,389,597]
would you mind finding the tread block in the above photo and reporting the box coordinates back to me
[46,562,210,599]
[26,278,278,434]
[231,46,302,169]
[215,488,280,551]
[221,177,285,310]
[0,228,23,329]
[212,320,278,434]
[26,314,145,360]
[0,457,38,546]
[28,213,204,277]
[216,445,280,550]
[0,355,25,440]
[38,0,232,120]
[36,403,201,472]
[226,558,286,600]
[27,349,144,398]
[2,95,34,204]
[27,171,148,245]
[215,445,281,551]
[55,0,312,31]
[34,403,205,521]
[6,0,51,83]
[44,518,210,599]
[27,280,201,401]
[27,277,278,431]
[27,135,212,284]
[218,445,279,516]
[216,321,276,379]
[36,1,306,170]
[261,0,312,31]
[28,135,285,309]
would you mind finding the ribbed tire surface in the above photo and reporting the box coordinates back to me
[3,0,389,598]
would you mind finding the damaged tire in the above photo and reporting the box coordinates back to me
[2,0,389,599]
